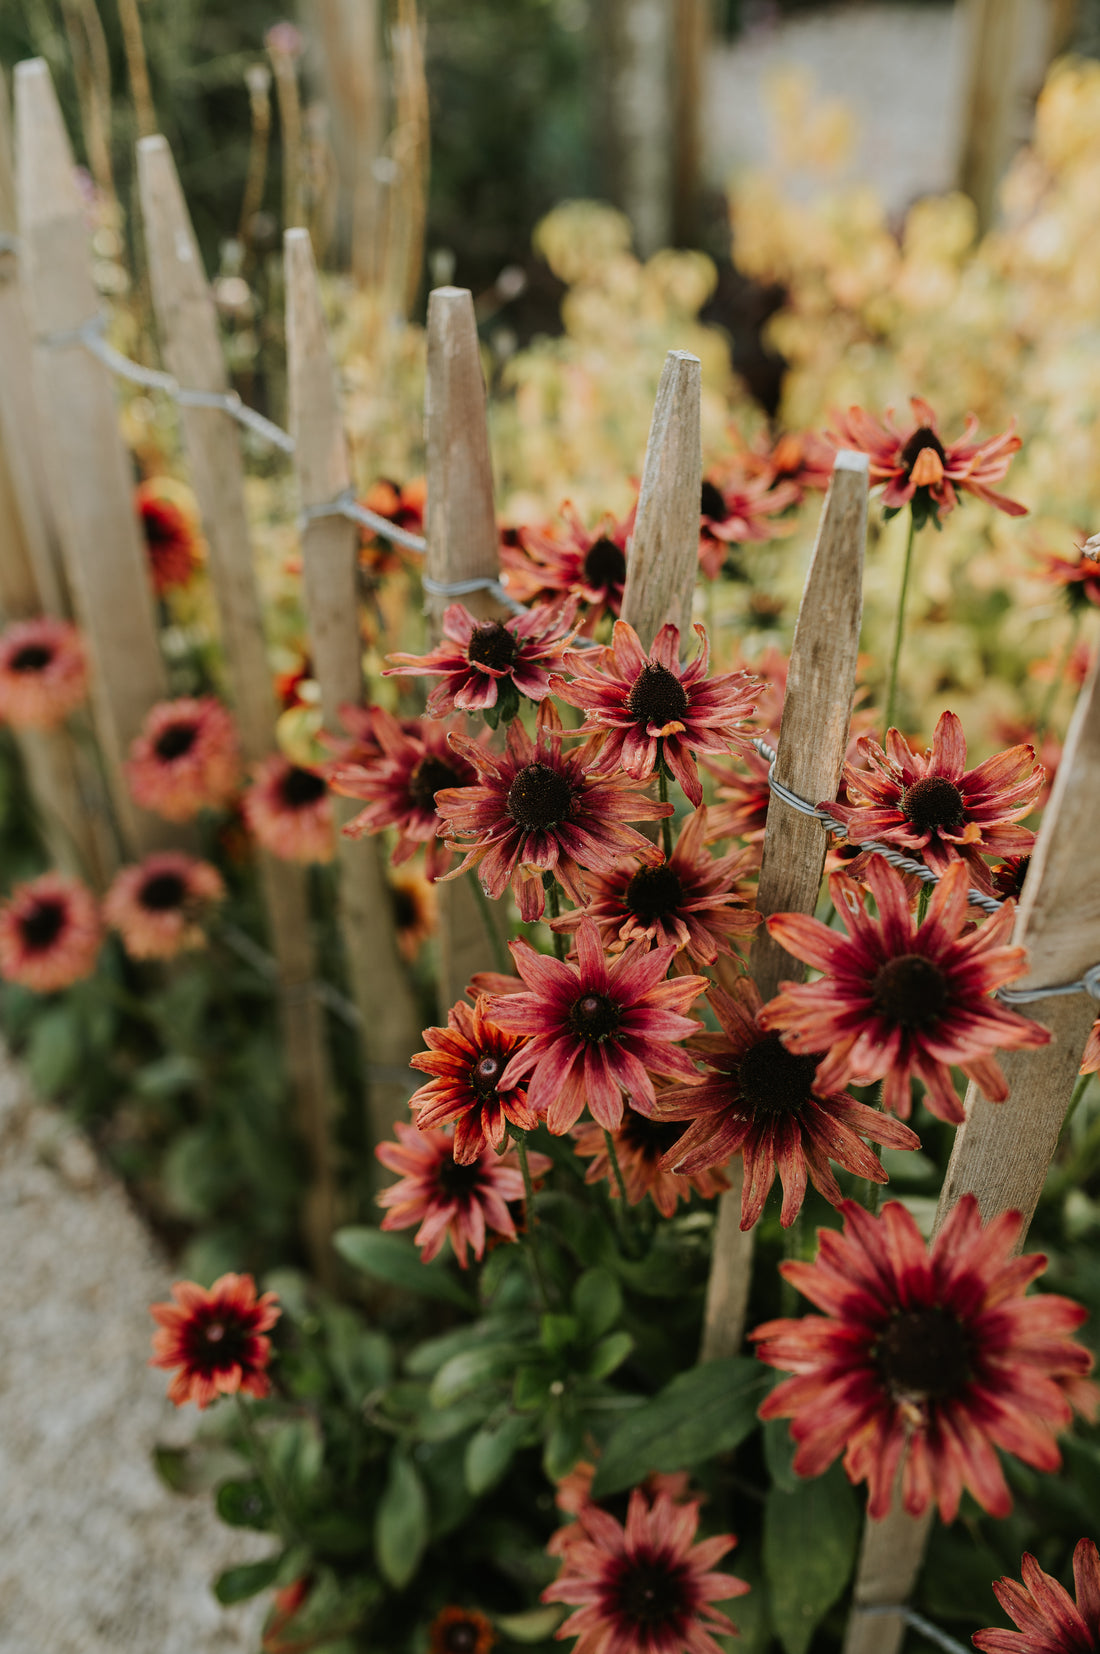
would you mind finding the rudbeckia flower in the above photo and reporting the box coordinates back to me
[103,852,224,959]
[409,996,538,1163]
[0,617,88,729]
[500,502,634,629]
[243,753,333,864]
[384,597,578,721]
[974,1540,1100,1654]
[126,697,241,822]
[572,1110,729,1219]
[149,1273,280,1409]
[0,870,101,992]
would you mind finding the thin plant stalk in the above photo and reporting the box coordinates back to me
[469,871,511,976]
[515,1136,552,1311]
[657,764,673,859]
[116,0,156,139]
[883,511,919,736]
[545,881,566,960]
[1036,610,1082,741]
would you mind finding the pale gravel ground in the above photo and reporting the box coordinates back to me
[0,1046,268,1654]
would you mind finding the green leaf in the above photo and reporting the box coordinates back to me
[763,1465,860,1654]
[465,1412,533,1494]
[334,1227,475,1309]
[540,1313,579,1355]
[26,1004,82,1095]
[267,1419,324,1495]
[430,1342,524,1408]
[762,1416,799,1493]
[513,1362,554,1411]
[322,1305,392,1403]
[590,1358,766,1497]
[214,1555,283,1604]
[215,1478,274,1530]
[375,1453,429,1590]
[586,1331,633,1380]
[152,1445,190,1493]
[543,1413,585,1481]
[416,1396,492,1442]
[405,1317,518,1379]
[494,1606,566,1642]
[134,1052,201,1097]
[573,1268,622,1340]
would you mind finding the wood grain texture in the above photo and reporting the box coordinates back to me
[285,228,422,1151]
[844,577,1100,1654]
[424,284,509,1004]
[138,136,338,1278]
[620,350,701,651]
[14,59,172,860]
[699,452,868,1364]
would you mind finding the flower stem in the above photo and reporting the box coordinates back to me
[657,765,673,860]
[883,511,919,736]
[545,881,566,960]
[603,1127,630,1208]
[1036,610,1082,741]
[515,1136,552,1311]
[469,871,511,976]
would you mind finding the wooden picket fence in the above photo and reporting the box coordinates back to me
[2,52,1100,1652]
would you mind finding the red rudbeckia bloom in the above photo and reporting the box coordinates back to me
[384,598,578,719]
[542,1485,749,1654]
[434,699,671,922]
[547,806,759,967]
[550,621,757,808]
[149,1273,280,1410]
[0,870,101,992]
[828,396,1026,525]
[375,1121,549,1268]
[500,502,634,630]
[104,852,225,960]
[753,1196,1097,1522]
[485,918,706,1134]
[409,996,538,1163]
[429,1607,496,1654]
[651,977,919,1230]
[572,1111,729,1219]
[1034,545,1100,613]
[703,744,774,845]
[760,858,1050,1123]
[734,426,835,497]
[698,468,799,580]
[974,1540,1100,1654]
[126,697,241,821]
[243,753,334,864]
[826,711,1042,897]
[135,480,203,595]
[327,708,477,882]
[390,864,437,961]
[0,617,88,730]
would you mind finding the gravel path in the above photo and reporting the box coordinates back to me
[0,1046,268,1654]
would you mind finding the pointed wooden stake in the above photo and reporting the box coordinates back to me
[285,227,423,1157]
[14,59,173,860]
[621,350,701,650]
[844,623,1100,1654]
[138,135,340,1280]
[424,285,509,1005]
[700,451,869,1363]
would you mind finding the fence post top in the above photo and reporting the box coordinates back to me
[13,57,49,86]
[136,133,169,156]
[429,284,472,301]
[833,448,870,474]
[284,225,312,250]
[665,348,701,366]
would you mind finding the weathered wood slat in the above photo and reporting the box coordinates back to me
[843,624,1100,1654]
[138,133,339,1279]
[423,285,509,1006]
[285,228,423,1154]
[699,451,869,1363]
[14,59,173,860]
[620,349,701,651]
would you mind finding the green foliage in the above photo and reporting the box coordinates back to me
[375,1454,429,1590]
[590,1358,766,1497]
[334,1227,476,1309]
[763,1465,860,1654]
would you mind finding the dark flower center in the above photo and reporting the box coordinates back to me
[154,722,198,762]
[140,872,187,912]
[876,1307,971,1401]
[568,992,622,1044]
[583,536,627,591]
[11,644,53,673]
[700,480,727,521]
[626,664,689,728]
[279,766,327,810]
[143,506,179,545]
[186,1312,248,1371]
[619,1109,685,1162]
[19,898,65,953]
[625,863,683,922]
[899,426,947,478]
[392,887,419,928]
[437,1157,484,1199]
[871,954,949,1031]
[442,1621,480,1654]
[993,856,1030,900]
[506,762,574,831]
[471,1052,504,1100]
[409,756,463,812]
[467,622,518,672]
[900,775,966,835]
[736,1033,819,1116]
[611,1553,691,1631]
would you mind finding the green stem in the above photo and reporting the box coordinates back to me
[545,881,566,961]
[1036,611,1082,741]
[469,871,511,976]
[602,1127,630,1208]
[883,511,919,737]
[515,1136,552,1311]
[657,765,673,860]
